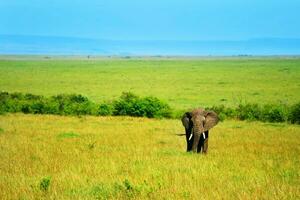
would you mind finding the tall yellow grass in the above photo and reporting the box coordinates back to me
[0,114,299,199]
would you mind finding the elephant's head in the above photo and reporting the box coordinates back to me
[190,108,219,139]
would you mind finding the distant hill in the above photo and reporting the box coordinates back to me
[0,34,300,56]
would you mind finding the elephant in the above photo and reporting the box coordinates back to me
[181,108,219,153]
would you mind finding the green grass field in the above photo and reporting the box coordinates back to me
[0,57,299,199]
[0,58,299,109]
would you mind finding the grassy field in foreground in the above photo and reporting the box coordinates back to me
[0,58,299,109]
[0,114,299,199]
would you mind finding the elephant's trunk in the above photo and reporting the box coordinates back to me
[193,120,204,137]
[191,119,205,152]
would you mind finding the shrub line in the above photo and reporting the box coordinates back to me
[0,91,299,124]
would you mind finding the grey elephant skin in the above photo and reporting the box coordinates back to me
[181,108,219,153]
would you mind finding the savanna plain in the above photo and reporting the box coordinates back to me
[0,57,299,199]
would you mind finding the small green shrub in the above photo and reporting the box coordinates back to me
[21,101,31,114]
[24,93,43,101]
[0,91,9,98]
[69,94,89,103]
[206,105,226,115]
[50,94,96,116]
[113,92,172,118]
[289,103,300,124]
[10,92,24,100]
[65,102,95,115]
[123,179,133,191]
[217,112,226,122]
[236,103,261,121]
[6,99,23,113]
[0,102,6,114]
[42,99,60,114]
[260,104,286,123]
[205,105,236,121]
[40,177,51,192]
[30,101,45,114]
[113,92,138,116]
[134,96,171,118]
[97,103,114,116]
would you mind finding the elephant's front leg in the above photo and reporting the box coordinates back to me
[185,128,193,152]
[202,138,208,153]
[186,136,193,152]
[202,131,209,154]
[187,136,193,152]
[197,137,204,153]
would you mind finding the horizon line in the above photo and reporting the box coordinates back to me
[2,34,300,42]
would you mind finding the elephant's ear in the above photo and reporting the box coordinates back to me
[181,112,192,130]
[203,111,219,131]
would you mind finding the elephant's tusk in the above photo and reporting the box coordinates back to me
[188,134,193,141]
[202,132,206,139]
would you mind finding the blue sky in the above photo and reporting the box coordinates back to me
[1,0,300,40]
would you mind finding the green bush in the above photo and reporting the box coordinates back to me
[289,103,300,124]
[0,92,97,116]
[134,96,171,118]
[205,105,236,121]
[260,104,287,123]
[63,102,95,115]
[6,99,23,113]
[113,92,172,118]
[0,92,9,114]
[0,91,9,101]
[236,103,261,121]
[24,93,43,101]
[10,92,24,100]
[24,100,46,114]
[42,99,60,114]
[0,91,298,123]
[113,92,137,116]
[40,177,51,192]
[0,92,47,114]
[97,103,114,116]
[50,94,96,116]
[0,91,172,119]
